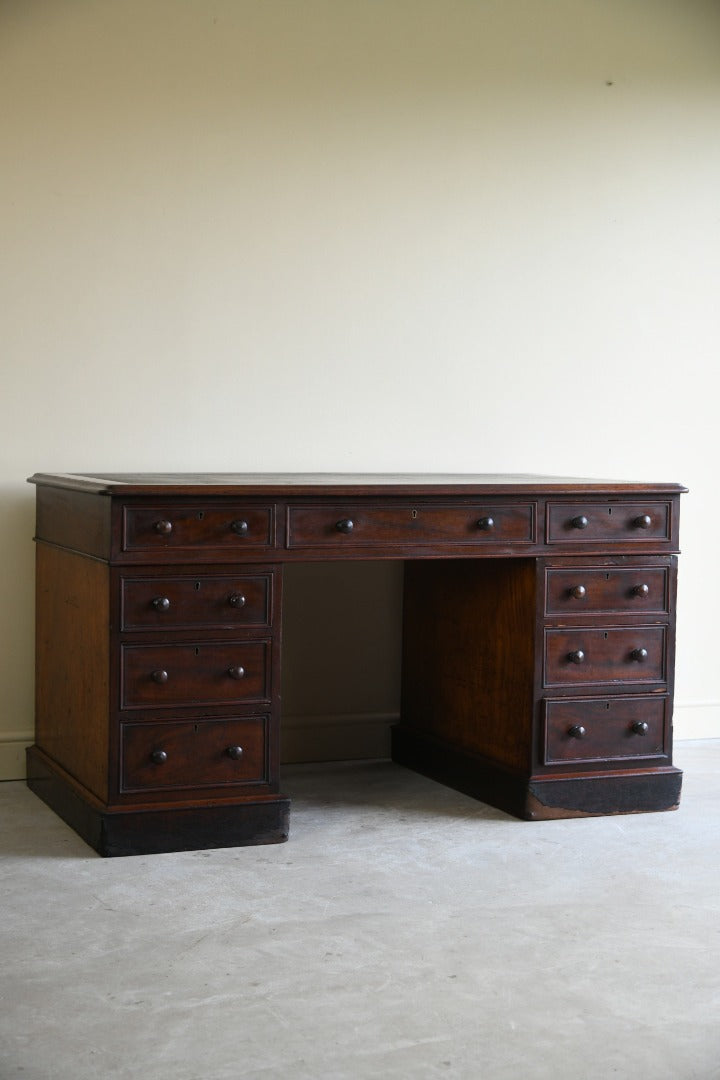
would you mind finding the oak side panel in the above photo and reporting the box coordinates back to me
[35,544,110,801]
[401,559,537,772]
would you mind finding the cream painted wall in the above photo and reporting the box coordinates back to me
[2,0,719,777]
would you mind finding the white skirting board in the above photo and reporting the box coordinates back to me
[278,702,720,764]
[280,713,396,764]
[0,732,34,782]
[2,703,719,780]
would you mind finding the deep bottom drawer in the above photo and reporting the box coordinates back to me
[543,696,668,764]
[120,716,269,792]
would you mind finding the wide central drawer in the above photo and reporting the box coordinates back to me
[286,503,535,548]
[120,641,270,708]
[120,573,272,630]
[120,716,268,792]
[544,626,666,686]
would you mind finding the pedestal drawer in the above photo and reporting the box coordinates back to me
[545,566,669,616]
[120,716,268,792]
[120,574,272,631]
[544,626,666,686]
[121,641,270,709]
[543,696,668,763]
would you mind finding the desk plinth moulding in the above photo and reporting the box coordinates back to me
[27,473,687,856]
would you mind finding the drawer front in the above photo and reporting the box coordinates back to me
[120,574,272,631]
[545,567,669,616]
[546,502,670,544]
[122,505,274,552]
[544,626,666,686]
[121,641,270,709]
[543,697,668,763]
[287,503,535,548]
[120,716,268,792]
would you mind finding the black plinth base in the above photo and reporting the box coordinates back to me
[391,725,682,820]
[26,747,290,857]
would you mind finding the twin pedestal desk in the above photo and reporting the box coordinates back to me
[27,473,686,856]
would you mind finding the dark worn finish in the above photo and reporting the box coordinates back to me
[120,715,269,792]
[27,746,289,856]
[545,565,669,616]
[546,500,673,544]
[286,501,535,548]
[35,545,110,802]
[35,486,112,560]
[543,696,669,764]
[525,769,683,819]
[27,473,686,852]
[120,571,272,631]
[120,640,270,708]
[543,626,666,687]
[29,472,687,498]
[391,725,682,818]
[123,504,275,553]
[401,558,537,773]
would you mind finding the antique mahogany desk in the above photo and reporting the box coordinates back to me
[27,472,686,856]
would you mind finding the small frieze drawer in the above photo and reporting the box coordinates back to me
[120,573,272,631]
[545,567,669,616]
[544,626,666,686]
[120,716,268,792]
[543,696,668,764]
[120,641,270,709]
[122,505,274,552]
[546,502,671,544]
[286,503,535,548]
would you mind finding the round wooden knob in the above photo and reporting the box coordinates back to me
[477,517,495,530]
[568,650,586,664]
[152,596,171,612]
[226,745,244,760]
[155,519,173,535]
[231,519,249,536]
[227,665,246,680]
[228,593,246,608]
[336,519,354,533]
[630,648,649,662]
[570,585,587,600]
[151,669,169,683]
[150,749,168,764]
[633,514,652,529]
[568,724,586,739]
[572,515,589,530]
[633,583,650,598]
[631,721,649,735]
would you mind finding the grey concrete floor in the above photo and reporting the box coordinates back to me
[1,742,719,1080]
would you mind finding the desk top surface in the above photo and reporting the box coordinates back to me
[29,472,688,498]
